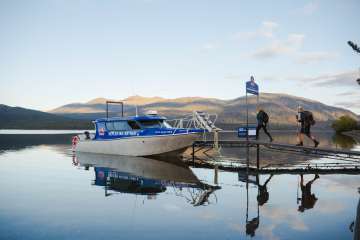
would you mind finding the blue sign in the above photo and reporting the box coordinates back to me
[238,126,257,138]
[246,80,259,95]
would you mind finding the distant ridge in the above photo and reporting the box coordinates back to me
[86,98,111,104]
[0,104,92,129]
[49,93,358,128]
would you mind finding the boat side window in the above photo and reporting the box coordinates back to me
[138,120,169,129]
[128,120,141,130]
[106,121,132,131]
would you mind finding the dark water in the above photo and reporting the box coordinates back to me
[0,132,359,240]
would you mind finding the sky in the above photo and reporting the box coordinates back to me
[0,0,359,113]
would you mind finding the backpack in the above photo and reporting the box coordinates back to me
[304,111,315,126]
[262,111,269,123]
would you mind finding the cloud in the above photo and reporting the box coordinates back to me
[163,204,181,212]
[224,74,243,80]
[251,44,288,59]
[234,21,279,40]
[257,225,279,240]
[259,21,279,38]
[297,70,358,87]
[202,43,217,50]
[323,176,360,193]
[225,74,282,83]
[335,101,360,109]
[250,33,337,63]
[295,51,339,64]
[316,200,345,214]
[292,2,319,15]
[301,2,319,15]
[336,91,359,97]
[251,34,304,59]
[287,34,306,47]
[198,211,218,220]
[235,20,335,64]
[228,223,243,232]
[261,205,309,232]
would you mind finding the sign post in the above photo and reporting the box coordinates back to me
[245,76,259,172]
[245,76,259,141]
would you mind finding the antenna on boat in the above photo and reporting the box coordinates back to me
[135,105,138,117]
[106,101,124,118]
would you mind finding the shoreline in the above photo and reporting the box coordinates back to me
[343,130,360,143]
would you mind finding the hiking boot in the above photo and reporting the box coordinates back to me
[314,140,319,148]
[296,142,303,146]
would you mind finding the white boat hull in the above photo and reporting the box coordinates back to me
[75,133,199,156]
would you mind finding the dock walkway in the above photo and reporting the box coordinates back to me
[189,140,360,173]
[193,140,360,159]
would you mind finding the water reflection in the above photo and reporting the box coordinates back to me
[0,133,359,239]
[332,134,357,149]
[245,175,275,237]
[298,174,319,212]
[350,188,360,240]
[0,134,72,152]
[257,174,273,206]
[74,152,220,206]
[238,171,328,238]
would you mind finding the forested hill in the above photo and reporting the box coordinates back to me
[0,104,92,129]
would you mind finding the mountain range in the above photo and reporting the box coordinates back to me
[49,93,358,129]
[1,93,357,130]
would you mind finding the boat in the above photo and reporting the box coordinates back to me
[73,101,217,156]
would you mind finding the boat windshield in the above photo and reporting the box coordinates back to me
[128,120,141,130]
[138,119,172,129]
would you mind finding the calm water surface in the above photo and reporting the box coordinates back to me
[0,132,359,240]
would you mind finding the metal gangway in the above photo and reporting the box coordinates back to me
[168,111,222,149]
[169,111,221,132]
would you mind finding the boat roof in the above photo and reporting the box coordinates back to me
[95,115,167,123]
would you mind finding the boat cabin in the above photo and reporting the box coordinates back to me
[93,115,173,139]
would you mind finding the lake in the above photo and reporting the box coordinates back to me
[0,132,359,240]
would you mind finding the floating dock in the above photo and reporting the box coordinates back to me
[193,139,360,159]
[188,139,360,173]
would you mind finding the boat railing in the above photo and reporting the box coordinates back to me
[167,111,220,133]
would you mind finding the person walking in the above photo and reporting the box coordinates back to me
[256,107,273,142]
[296,106,320,147]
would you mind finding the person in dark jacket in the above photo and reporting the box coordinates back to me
[256,108,273,142]
[296,106,320,147]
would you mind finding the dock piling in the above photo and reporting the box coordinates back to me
[256,144,260,170]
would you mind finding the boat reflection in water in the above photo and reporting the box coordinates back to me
[73,153,220,205]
